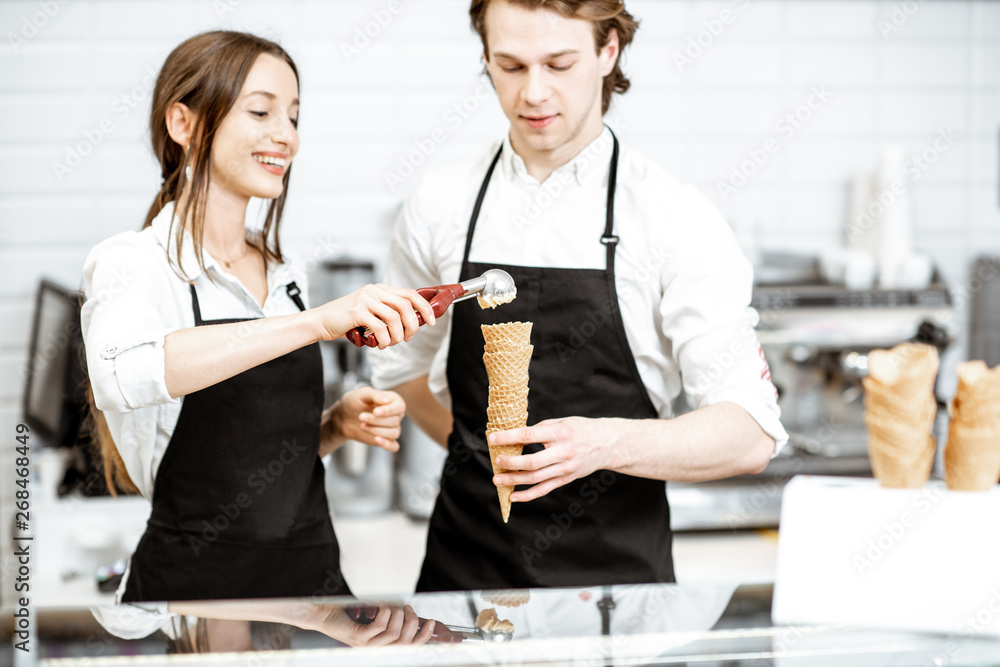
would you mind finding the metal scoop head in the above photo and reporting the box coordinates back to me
[456,268,517,309]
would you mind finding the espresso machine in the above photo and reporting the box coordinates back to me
[666,253,956,531]
[313,258,394,517]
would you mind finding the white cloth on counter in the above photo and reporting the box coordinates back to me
[82,200,309,638]
[369,128,788,452]
[81,201,310,499]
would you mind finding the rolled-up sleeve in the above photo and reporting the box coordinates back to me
[81,235,179,413]
[370,191,451,391]
[659,186,788,454]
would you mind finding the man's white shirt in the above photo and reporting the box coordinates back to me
[370,127,788,452]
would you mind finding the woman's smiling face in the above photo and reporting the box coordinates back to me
[210,53,300,201]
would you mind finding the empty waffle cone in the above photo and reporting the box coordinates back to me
[481,589,531,608]
[865,415,937,488]
[483,323,533,523]
[482,322,532,348]
[945,361,1000,491]
[863,343,940,488]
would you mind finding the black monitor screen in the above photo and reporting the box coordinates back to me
[23,280,86,447]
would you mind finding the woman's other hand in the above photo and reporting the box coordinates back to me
[320,387,405,456]
[311,284,435,349]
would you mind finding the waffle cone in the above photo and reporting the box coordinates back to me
[481,589,531,608]
[944,361,1000,491]
[482,322,532,347]
[488,441,523,523]
[862,343,940,488]
[483,322,533,523]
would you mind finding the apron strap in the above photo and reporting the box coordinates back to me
[286,281,306,312]
[188,283,204,326]
[598,585,616,635]
[462,146,504,265]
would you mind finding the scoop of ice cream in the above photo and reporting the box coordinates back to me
[475,608,514,634]
[478,286,517,309]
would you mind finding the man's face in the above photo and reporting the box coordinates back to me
[482,0,618,160]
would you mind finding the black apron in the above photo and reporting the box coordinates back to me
[417,132,675,592]
[123,282,349,601]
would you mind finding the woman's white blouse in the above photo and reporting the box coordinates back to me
[81,201,310,499]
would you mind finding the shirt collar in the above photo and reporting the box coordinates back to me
[150,201,295,289]
[501,126,614,188]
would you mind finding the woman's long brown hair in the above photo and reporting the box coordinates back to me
[89,31,299,495]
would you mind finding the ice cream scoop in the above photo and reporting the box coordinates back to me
[346,269,517,348]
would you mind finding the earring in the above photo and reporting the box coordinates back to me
[185,164,191,180]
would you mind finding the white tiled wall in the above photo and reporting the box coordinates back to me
[0,0,997,608]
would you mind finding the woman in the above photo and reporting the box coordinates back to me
[82,30,435,606]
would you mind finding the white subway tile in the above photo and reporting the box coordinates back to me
[970,185,1000,230]
[909,183,968,232]
[0,247,88,298]
[299,92,401,140]
[717,190,788,234]
[787,43,878,87]
[971,137,998,186]
[0,352,25,401]
[972,43,1000,87]
[624,39,690,87]
[693,139,787,187]
[690,91,790,135]
[91,1,223,38]
[626,140,690,176]
[788,1,879,38]
[973,0,1000,39]
[874,0,970,40]
[971,91,999,136]
[686,0,784,38]
[881,42,970,87]
[628,0,689,38]
[879,90,968,135]
[682,41,785,86]
[0,44,95,90]
[0,94,93,142]
[784,140,879,185]
[782,90,876,136]
[1,0,94,41]
[0,300,33,351]
[611,90,691,137]
[398,43,486,88]
[786,187,850,232]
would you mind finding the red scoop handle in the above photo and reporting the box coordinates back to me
[346,284,466,348]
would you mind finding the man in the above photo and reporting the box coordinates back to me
[371,0,787,592]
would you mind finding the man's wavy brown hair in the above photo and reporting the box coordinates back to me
[469,0,639,115]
